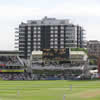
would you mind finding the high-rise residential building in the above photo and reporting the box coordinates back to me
[15,17,85,58]
[87,40,100,58]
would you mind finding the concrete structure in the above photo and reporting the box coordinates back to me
[87,40,100,58]
[70,51,88,65]
[0,50,24,72]
[31,51,43,64]
[15,17,85,58]
[28,49,88,80]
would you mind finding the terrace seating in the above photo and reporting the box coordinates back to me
[0,56,21,65]
[0,73,32,80]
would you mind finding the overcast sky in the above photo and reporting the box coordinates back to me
[0,0,100,50]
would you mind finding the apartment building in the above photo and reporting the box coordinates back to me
[15,17,85,58]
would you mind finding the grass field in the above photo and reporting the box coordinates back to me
[0,80,100,100]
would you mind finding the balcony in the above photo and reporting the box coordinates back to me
[15,39,19,41]
[15,31,19,33]
[15,28,19,30]
[15,46,19,48]
[15,35,19,37]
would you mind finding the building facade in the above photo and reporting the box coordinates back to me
[87,40,100,58]
[15,17,85,58]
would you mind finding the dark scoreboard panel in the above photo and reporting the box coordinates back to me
[43,48,70,60]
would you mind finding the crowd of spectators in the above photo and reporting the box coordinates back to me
[31,62,84,80]
[32,72,80,80]
[32,62,84,68]
[0,56,21,65]
[0,72,85,80]
[0,73,32,80]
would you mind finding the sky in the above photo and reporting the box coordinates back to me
[0,0,100,50]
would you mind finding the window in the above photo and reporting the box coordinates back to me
[50,46,53,48]
[51,35,54,37]
[54,42,58,44]
[54,46,58,48]
[55,38,58,41]
[66,40,74,43]
[38,38,40,41]
[60,46,64,48]
[20,28,25,31]
[28,35,31,38]
[51,31,54,33]
[27,49,31,52]
[34,27,36,30]
[60,42,64,44]
[38,35,40,37]
[27,42,31,45]
[33,48,36,51]
[61,31,64,33]
[27,46,31,49]
[38,42,40,45]
[33,39,36,41]
[27,53,31,56]
[38,31,41,33]
[65,33,72,35]
[50,42,54,45]
[28,31,31,34]
[50,38,54,41]
[38,46,40,48]
[33,35,36,38]
[28,27,31,30]
[55,34,58,37]
[34,31,37,33]
[60,38,64,41]
[34,46,36,48]
[55,31,58,33]
[60,34,64,37]
[28,38,31,41]
[61,26,64,30]
[33,42,36,45]
[51,27,54,30]
[38,27,41,30]
[55,27,58,30]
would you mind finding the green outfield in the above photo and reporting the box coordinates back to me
[0,80,100,100]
